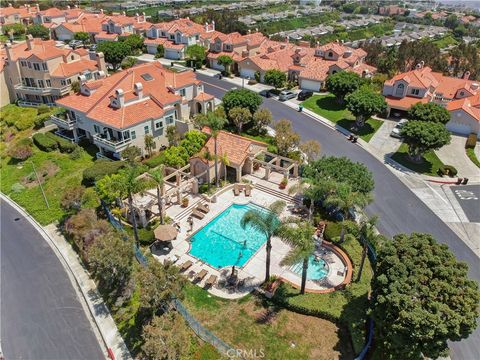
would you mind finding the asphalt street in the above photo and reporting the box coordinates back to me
[1,201,104,360]
[199,73,480,360]
[451,185,480,223]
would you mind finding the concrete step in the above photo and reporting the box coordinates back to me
[254,183,303,205]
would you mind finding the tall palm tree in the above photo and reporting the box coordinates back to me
[201,112,227,187]
[120,165,148,247]
[323,183,373,220]
[357,216,377,282]
[241,200,285,282]
[277,220,316,294]
[148,165,165,225]
[218,152,230,182]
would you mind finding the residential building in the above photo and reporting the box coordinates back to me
[54,62,215,159]
[33,5,83,26]
[0,3,36,25]
[95,13,151,42]
[2,36,107,107]
[378,5,406,16]
[53,12,107,42]
[383,64,480,136]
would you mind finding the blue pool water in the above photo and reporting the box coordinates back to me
[290,255,329,280]
[189,203,268,268]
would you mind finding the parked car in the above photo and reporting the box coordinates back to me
[89,44,97,52]
[259,89,271,98]
[69,40,83,49]
[279,90,296,101]
[297,90,313,101]
[390,119,408,138]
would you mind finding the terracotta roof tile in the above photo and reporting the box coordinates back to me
[51,59,98,77]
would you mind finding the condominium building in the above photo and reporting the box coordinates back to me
[0,3,36,25]
[2,36,107,107]
[54,62,215,159]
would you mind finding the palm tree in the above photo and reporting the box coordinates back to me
[323,183,373,220]
[241,200,285,282]
[218,152,230,182]
[277,220,316,294]
[200,112,227,187]
[289,178,337,222]
[357,216,377,282]
[148,165,165,225]
[144,134,155,158]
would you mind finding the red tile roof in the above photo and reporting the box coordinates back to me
[51,59,98,77]
[194,92,214,102]
[385,95,430,110]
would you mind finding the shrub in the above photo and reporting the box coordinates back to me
[465,133,477,149]
[11,182,26,193]
[34,112,53,128]
[82,160,126,186]
[32,133,58,152]
[37,105,51,115]
[45,132,77,153]
[144,152,166,168]
[9,143,33,160]
[69,146,84,160]
[438,164,458,177]
[323,222,342,242]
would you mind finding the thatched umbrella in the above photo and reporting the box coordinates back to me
[154,224,178,242]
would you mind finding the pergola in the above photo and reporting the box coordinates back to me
[252,150,299,180]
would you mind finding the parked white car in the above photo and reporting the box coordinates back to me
[279,90,296,101]
[390,119,408,138]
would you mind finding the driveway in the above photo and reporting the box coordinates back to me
[368,118,402,156]
[437,135,480,179]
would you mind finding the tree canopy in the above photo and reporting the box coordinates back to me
[74,31,90,43]
[372,233,480,359]
[26,24,49,40]
[179,130,207,156]
[252,108,272,135]
[123,34,144,53]
[303,156,374,194]
[274,119,300,157]
[401,120,451,162]
[264,69,287,89]
[326,71,364,102]
[222,88,263,116]
[345,87,387,127]
[97,41,132,70]
[217,55,233,74]
[228,106,251,134]
[186,44,206,68]
[408,102,451,125]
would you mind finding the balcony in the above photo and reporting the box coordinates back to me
[15,84,70,96]
[50,113,76,130]
[93,134,132,153]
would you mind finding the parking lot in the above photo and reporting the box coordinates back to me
[451,185,480,223]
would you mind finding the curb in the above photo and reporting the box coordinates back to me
[0,194,131,360]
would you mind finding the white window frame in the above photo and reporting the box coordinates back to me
[154,119,164,130]
[144,125,150,134]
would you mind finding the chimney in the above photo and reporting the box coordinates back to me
[248,29,251,34]
[115,88,125,108]
[100,9,104,14]
[122,11,126,16]
[26,35,34,50]
[67,5,70,9]
[471,83,479,91]
[96,52,107,74]
[464,71,471,80]
[343,50,352,58]
[36,3,40,12]
[211,20,215,31]
[5,43,13,62]
[134,82,143,99]
[8,3,12,7]
[285,36,289,44]
[204,21,209,32]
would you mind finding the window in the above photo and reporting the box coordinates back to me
[42,63,48,71]
[131,130,136,140]
[46,79,51,87]
[166,115,174,125]
[395,83,404,97]
[20,60,27,67]
[155,120,164,129]
[37,80,45,88]
[411,88,420,96]
[33,63,40,71]
[123,130,130,139]
[328,51,333,57]
[94,124,101,133]
[27,62,32,69]
[169,34,175,40]
[179,88,186,97]
[144,125,149,134]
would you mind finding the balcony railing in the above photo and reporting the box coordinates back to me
[17,100,56,108]
[50,114,76,130]
[15,84,70,96]
[93,134,132,152]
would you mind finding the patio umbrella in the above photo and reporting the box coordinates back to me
[154,224,178,242]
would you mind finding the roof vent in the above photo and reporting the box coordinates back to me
[141,73,153,81]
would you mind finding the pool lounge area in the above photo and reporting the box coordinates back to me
[152,175,350,299]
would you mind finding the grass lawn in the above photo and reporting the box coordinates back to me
[391,143,444,176]
[466,148,480,168]
[302,94,383,142]
[182,283,355,359]
[433,34,458,49]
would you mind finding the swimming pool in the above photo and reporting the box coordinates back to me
[189,203,268,269]
[290,255,329,280]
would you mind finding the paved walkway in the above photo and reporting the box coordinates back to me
[368,118,402,157]
[437,135,480,178]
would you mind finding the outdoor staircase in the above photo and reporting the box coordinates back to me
[174,198,208,222]
[253,183,303,206]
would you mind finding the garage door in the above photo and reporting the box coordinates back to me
[165,49,180,60]
[240,68,256,79]
[300,79,321,92]
[210,60,224,71]
[447,121,472,136]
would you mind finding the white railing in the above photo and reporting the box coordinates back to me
[15,84,70,95]
[50,114,76,129]
[17,100,57,108]
[93,134,131,150]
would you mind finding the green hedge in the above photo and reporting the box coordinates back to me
[32,133,58,152]
[324,222,342,241]
[82,160,126,186]
[466,148,480,169]
[45,132,77,153]
[438,164,458,177]
[465,133,477,149]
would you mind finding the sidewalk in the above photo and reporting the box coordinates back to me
[1,194,132,360]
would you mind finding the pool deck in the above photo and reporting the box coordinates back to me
[152,176,347,299]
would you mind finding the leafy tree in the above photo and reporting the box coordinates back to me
[163,146,189,168]
[408,102,451,125]
[274,119,300,157]
[303,156,374,194]
[74,31,90,43]
[144,134,155,158]
[277,220,316,294]
[166,125,180,146]
[2,23,25,37]
[299,140,321,162]
[122,145,141,163]
[449,42,480,79]
[142,313,192,360]
[397,39,447,72]
[324,182,373,220]
[228,106,251,134]
[136,260,185,314]
[264,69,287,89]
[199,112,227,186]
[401,121,451,162]
[241,200,285,282]
[445,14,459,29]
[26,24,49,40]
[155,44,165,58]
[218,152,230,182]
[61,185,85,213]
[217,54,233,75]
[252,108,272,135]
[222,88,262,116]
[97,41,132,71]
[289,178,338,221]
[71,80,80,93]
[123,34,144,54]
[148,165,165,224]
[179,130,207,156]
[121,56,137,69]
[87,232,134,295]
[186,44,206,68]
[326,71,363,103]
[372,233,480,359]
[345,87,387,127]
